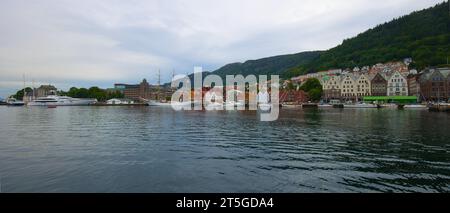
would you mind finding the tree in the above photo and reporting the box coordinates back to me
[308,88,323,102]
[299,78,323,102]
[12,87,33,100]
[60,86,124,102]
[286,81,295,91]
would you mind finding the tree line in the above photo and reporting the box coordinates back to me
[10,86,124,102]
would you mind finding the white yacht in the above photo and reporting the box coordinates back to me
[27,95,97,106]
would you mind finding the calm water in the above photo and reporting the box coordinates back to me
[0,106,449,193]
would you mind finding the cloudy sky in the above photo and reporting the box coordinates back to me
[0,0,445,97]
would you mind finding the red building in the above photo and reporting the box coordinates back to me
[280,90,308,104]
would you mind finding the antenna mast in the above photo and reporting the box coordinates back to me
[158,69,161,87]
[22,74,26,101]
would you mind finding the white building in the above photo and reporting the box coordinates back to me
[355,74,371,97]
[387,71,408,96]
[323,76,341,90]
[341,74,357,99]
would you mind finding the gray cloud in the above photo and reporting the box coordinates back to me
[0,0,445,97]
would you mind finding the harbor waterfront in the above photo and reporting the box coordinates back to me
[0,106,449,192]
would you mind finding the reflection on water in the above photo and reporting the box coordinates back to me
[0,106,449,192]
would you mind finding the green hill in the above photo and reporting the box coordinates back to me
[287,1,449,77]
[212,51,322,78]
[211,1,449,79]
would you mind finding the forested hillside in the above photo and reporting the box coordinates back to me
[210,1,449,79]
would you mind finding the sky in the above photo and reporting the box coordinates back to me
[0,0,445,98]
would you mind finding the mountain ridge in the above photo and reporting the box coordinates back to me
[210,1,449,79]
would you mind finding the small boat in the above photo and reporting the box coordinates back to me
[329,100,344,108]
[429,103,450,112]
[6,98,25,106]
[403,104,427,109]
[281,104,300,108]
[318,104,332,108]
[224,101,245,109]
[344,103,378,108]
[379,103,398,108]
[258,103,272,111]
[47,105,57,108]
[148,100,172,107]
[302,102,318,108]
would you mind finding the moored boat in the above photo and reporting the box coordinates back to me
[6,98,25,106]
[224,101,245,109]
[318,104,332,108]
[148,100,172,107]
[302,102,318,108]
[379,103,398,108]
[429,103,450,112]
[329,100,344,108]
[403,104,427,109]
[258,103,272,111]
[281,104,301,108]
[344,103,377,108]
[27,95,97,106]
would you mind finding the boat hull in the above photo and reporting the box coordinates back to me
[403,105,427,109]
[148,101,172,107]
[344,104,378,108]
[27,99,96,106]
